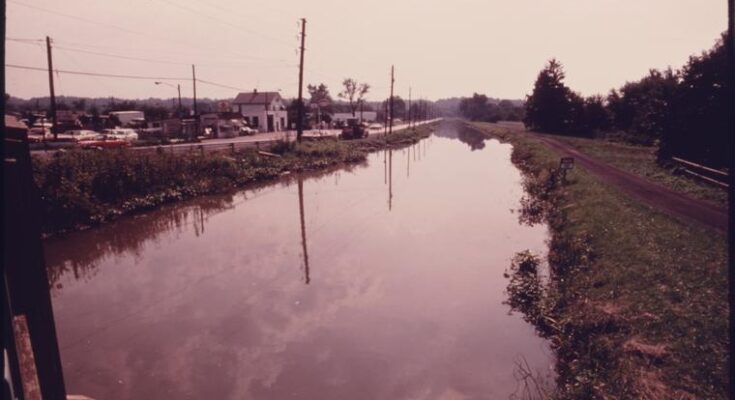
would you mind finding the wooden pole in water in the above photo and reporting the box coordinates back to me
[298,177,310,284]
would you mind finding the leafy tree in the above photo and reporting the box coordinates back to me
[659,32,730,167]
[308,83,332,106]
[381,96,406,121]
[459,93,497,122]
[524,59,574,133]
[582,95,610,134]
[308,83,333,124]
[141,105,170,121]
[608,69,678,144]
[72,98,87,111]
[287,99,308,129]
[338,79,370,117]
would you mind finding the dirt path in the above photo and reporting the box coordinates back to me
[531,134,728,233]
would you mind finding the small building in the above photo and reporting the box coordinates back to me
[232,90,288,132]
[333,111,377,125]
[109,111,145,127]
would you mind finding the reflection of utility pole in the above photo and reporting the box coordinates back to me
[384,149,387,184]
[298,177,310,284]
[407,146,410,178]
[388,149,393,210]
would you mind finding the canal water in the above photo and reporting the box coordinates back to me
[44,121,552,399]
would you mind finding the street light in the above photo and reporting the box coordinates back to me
[154,81,182,115]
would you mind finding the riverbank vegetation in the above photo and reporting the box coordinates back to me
[522,31,729,169]
[32,124,435,236]
[471,122,728,399]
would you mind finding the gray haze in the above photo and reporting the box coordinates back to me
[5,0,727,101]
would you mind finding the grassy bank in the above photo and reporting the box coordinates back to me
[538,133,728,207]
[33,125,435,236]
[471,122,729,399]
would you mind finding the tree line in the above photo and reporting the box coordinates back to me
[458,94,525,122]
[524,32,730,167]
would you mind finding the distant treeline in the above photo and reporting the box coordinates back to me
[458,94,526,122]
[524,32,730,168]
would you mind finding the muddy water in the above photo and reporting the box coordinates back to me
[45,121,552,399]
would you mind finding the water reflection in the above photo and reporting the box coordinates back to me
[45,195,236,290]
[297,176,310,284]
[434,122,488,151]
[45,122,552,400]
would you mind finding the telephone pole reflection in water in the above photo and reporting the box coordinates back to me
[388,149,393,211]
[297,176,310,284]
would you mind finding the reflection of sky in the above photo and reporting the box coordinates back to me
[46,123,551,399]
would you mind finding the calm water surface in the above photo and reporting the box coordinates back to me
[45,121,552,399]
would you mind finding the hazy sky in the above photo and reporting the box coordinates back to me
[5,0,727,101]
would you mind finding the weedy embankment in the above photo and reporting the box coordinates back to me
[33,124,435,236]
[472,121,728,399]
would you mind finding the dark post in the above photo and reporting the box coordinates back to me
[46,36,57,140]
[192,65,198,140]
[177,84,182,114]
[408,86,412,129]
[388,65,394,135]
[4,118,67,399]
[297,18,307,142]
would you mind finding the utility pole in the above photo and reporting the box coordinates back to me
[46,36,57,140]
[408,86,412,129]
[192,65,198,140]
[297,18,306,142]
[192,65,197,116]
[388,65,394,135]
[177,84,182,114]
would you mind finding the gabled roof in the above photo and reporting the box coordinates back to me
[5,114,28,130]
[233,91,281,105]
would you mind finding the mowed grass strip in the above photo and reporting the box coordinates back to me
[471,121,729,399]
[537,133,728,207]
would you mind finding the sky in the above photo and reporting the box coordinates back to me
[4,0,728,102]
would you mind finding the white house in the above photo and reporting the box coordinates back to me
[232,91,288,132]
[333,111,377,124]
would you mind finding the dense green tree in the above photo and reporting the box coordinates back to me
[524,59,574,133]
[582,95,610,134]
[459,93,500,122]
[607,69,678,144]
[381,96,406,121]
[659,32,730,167]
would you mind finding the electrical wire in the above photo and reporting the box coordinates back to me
[5,64,188,81]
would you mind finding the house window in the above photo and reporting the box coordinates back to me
[280,117,285,128]
[252,116,259,128]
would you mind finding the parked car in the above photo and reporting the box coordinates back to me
[103,128,139,142]
[239,126,257,136]
[79,134,131,150]
[63,129,100,142]
[340,122,368,140]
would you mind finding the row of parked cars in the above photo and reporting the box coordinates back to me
[28,127,139,149]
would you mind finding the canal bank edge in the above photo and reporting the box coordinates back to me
[468,121,729,399]
[33,123,437,237]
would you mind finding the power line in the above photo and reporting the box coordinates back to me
[5,64,187,81]
[6,37,44,43]
[8,0,145,36]
[7,0,271,63]
[53,45,191,66]
[154,0,295,48]
[196,79,247,92]
[6,63,250,94]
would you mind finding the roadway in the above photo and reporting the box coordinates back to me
[30,119,441,157]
